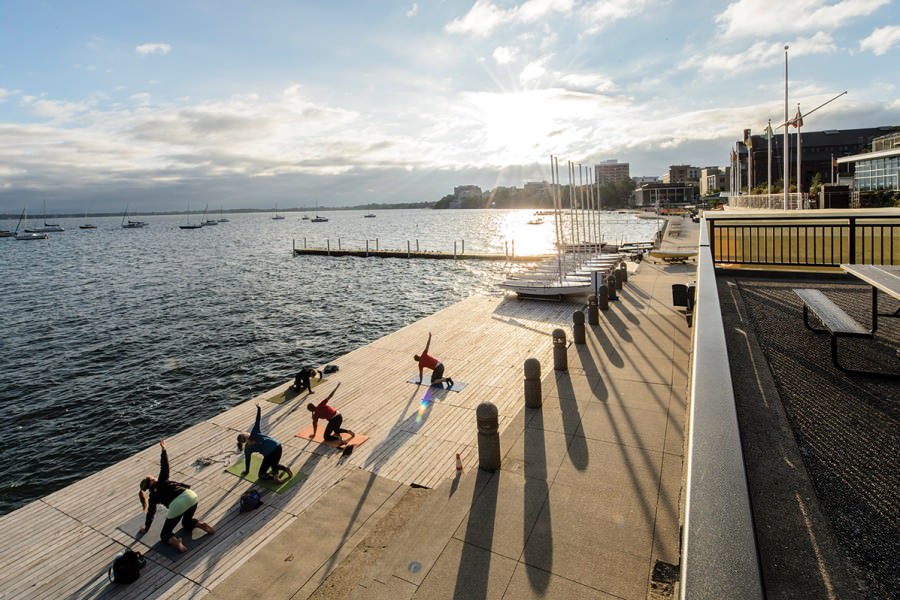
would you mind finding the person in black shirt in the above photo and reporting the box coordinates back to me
[138,440,214,552]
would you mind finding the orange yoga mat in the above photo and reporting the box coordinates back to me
[296,424,367,449]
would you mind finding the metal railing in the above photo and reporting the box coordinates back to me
[707,213,900,267]
[680,222,764,599]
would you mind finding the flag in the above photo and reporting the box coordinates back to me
[764,123,774,138]
[743,128,751,145]
[792,109,803,128]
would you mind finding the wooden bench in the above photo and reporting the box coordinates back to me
[794,288,872,372]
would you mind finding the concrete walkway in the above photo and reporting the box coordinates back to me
[211,217,699,600]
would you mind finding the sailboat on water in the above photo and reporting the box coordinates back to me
[179,201,204,229]
[25,200,64,233]
[15,208,48,240]
[311,203,328,222]
[272,205,285,220]
[121,205,148,228]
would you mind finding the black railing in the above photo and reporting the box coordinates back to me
[707,214,900,267]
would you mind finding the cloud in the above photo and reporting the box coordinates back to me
[681,33,836,75]
[715,0,889,38]
[445,0,574,38]
[406,3,418,17]
[859,25,900,55]
[0,88,9,103]
[493,46,518,64]
[580,0,650,35]
[135,43,172,56]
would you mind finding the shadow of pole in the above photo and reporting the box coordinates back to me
[554,372,588,471]
[453,469,498,600]
[523,410,551,592]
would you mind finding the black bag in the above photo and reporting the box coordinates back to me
[108,549,146,584]
[240,489,263,512]
[323,364,339,374]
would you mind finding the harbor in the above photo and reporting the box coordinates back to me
[0,219,695,599]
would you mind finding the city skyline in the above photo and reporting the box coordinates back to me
[1,0,899,213]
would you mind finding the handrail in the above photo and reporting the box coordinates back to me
[680,219,764,599]
[706,213,900,267]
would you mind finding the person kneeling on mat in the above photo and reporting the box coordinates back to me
[414,332,453,388]
[307,382,354,443]
[139,440,214,553]
[292,366,322,394]
[237,403,285,481]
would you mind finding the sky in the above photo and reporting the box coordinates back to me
[1,0,899,214]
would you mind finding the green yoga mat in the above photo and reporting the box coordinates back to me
[266,376,327,404]
[225,454,306,493]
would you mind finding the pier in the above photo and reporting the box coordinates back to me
[292,238,552,261]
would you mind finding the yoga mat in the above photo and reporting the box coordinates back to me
[295,424,367,449]
[266,375,327,404]
[117,509,214,560]
[225,454,307,493]
[406,376,468,392]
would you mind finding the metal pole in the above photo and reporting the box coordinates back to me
[796,103,802,206]
[767,119,772,208]
[783,45,790,210]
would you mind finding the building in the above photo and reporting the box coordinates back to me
[743,126,896,192]
[700,167,728,196]
[632,182,696,209]
[836,130,900,192]
[661,165,701,187]
[453,185,483,200]
[594,160,630,185]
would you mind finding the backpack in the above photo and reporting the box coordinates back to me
[322,364,339,374]
[240,489,263,512]
[108,549,146,584]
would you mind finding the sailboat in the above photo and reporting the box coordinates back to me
[202,204,218,225]
[179,201,204,229]
[15,208,48,240]
[216,208,229,223]
[121,205,148,228]
[272,205,285,220]
[311,203,328,222]
[79,209,97,229]
[25,200,64,233]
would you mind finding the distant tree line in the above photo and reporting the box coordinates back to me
[433,178,637,210]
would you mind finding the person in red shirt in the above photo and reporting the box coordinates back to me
[307,382,353,443]
[414,332,453,388]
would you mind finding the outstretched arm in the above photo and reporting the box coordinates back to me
[422,332,432,354]
[252,404,262,435]
[158,440,169,482]
[323,382,341,403]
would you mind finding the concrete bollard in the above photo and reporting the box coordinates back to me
[524,358,542,408]
[587,295,599,325]
[476,402,501,471]
[597,285,609,310]
[572,311,585,344]
[607,275,618,301]
[552,328,568,371]
[619,261,628,283]
[614,267,624,290]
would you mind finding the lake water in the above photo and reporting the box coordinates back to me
[0,208,662,515]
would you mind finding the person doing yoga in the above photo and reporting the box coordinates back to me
[237,403,285,480]
[307,383,354,444]
[138,440,214,552]
[414,332,453,387]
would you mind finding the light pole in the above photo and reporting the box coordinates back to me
[783,45,790,210]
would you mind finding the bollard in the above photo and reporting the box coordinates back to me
[476,402,501,471]
[572,311,585,344]
[619,261,628,283]
[614,266,624,291]
[524,358,542,408]
[597,285,609,310]
[607,275,618,301]
[552,328,568,371]
[587,295,599,325]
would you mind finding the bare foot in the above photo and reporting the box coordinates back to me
[169,536,188,552]
[198,522,215,534]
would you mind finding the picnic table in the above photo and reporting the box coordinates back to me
[840,264,900,332]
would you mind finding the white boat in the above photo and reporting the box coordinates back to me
[526,217,544,225]
[14,208,48,240]
[25,201,64,232]
[311,203,328,222]
[179,201,204,229]
[121,205,148,228]
[272,205,285,220]
[216,209,229,223]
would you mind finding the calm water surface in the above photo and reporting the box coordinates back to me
[0,208,661,515]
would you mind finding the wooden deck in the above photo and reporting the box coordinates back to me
[0,294,583,599]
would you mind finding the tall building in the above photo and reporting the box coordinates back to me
[744,126,895,191]
[594,160,630,185]
[700,167,727,196]
[662,165,701,186]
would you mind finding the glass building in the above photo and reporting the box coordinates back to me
[837,131,900,192]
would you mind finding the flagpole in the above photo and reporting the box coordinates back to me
[783,45,789,210]
[767,119,772,208]
[796,102,802,206]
